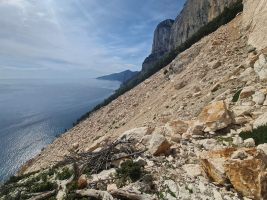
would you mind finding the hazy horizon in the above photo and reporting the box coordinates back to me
[0,0,185,79]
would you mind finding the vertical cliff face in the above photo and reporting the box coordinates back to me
[142,19,174,71]
[152,19,174,54]
[142,0,239,71]
[243,0,267,51]
[169,0,239,50]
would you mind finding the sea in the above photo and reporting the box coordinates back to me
[0,78,120,182]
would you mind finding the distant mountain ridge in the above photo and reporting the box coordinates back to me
[97,70,139,84]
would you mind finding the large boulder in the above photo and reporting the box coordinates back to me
[198,101,232,132]
[200,148,267,200]
[199,148,236,185]
[225,150,267,200]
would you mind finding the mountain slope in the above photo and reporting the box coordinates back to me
[97,70,139,84]
[3,0,267,199]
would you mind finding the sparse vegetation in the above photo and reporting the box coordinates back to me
[232,88,242,102]
[56,167,73,180]
[116,160,143,186]
[30,181,57,193]
[74,0,243,125]
[240,125,267,145]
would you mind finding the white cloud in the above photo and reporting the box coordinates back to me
[0,0,184,79]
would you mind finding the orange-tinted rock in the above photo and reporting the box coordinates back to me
[198,101,232,132]
[225,150,267,200]
[199,148,236,185]
[78,176,88,189]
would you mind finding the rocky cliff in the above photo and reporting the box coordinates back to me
[142,0,239,71]
[142,19,174,71]
[243,0,267,51]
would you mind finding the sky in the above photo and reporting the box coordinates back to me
[0,0,185,79]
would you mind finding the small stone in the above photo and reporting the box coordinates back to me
[148,133,171,156]
[243,138,255,147]
[209,60,221,69]
[134,157,147,167]
[257,143,267,156]
[233,136,243,146]
[182,164,202,177]
[72,142,79,149]
[231,150,248,160]
[252,91,266,105]
[253,112,267,129]
[107,184,117,192]
[211,83,221,92]
[78,175,88,189]
[240,86,256,99]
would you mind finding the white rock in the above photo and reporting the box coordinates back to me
[243,138,256,148]
[257,143,267,156]
[107,184,117,193]
[118,127,149,142]
[254,54,267,81]
[199,139,218,150]
[91,169,116,182]
[252,91,266,105]
[182,164,202,177]
[148,133,171,156]
[253,112,267,128]
[233,136,243,147]
[213,189,223,200]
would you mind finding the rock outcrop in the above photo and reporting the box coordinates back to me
[243,0,267,51]
[142,19,174,72]
[142,0,239,71]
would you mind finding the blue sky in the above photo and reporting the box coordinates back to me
[0,0,185,79]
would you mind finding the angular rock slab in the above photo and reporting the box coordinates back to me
[225,150,267,200]
[198,101,232,132]
[199,148,236,185]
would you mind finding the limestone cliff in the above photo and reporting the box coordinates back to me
[243,0,267,51]
[142,19,174,71]
[142,0,239,71]
[169,0,239,50]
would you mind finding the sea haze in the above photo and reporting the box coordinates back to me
[0,78,120,182]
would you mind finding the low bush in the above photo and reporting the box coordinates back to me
[30,181,57,193]
[116,160,143,184]
[240,125,267,145]
[56,167,73,180]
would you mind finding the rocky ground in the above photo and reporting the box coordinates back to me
[2,9,267,200]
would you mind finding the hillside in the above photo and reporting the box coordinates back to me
[97,70,139,84]
[1,0,267,199]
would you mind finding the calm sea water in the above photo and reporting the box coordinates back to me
[0,79,120,182]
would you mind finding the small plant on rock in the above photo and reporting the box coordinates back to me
[232,88,242,102]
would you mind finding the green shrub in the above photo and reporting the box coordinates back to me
[116,160,143,182]
[30,181,57,193]
[232,88,242,102]
[240,125,267,145]
[56,167,73,180]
